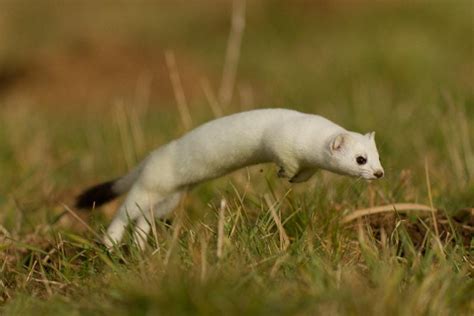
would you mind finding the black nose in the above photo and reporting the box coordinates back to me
[374,171,384,178]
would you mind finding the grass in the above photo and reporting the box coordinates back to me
[0,0,473,315]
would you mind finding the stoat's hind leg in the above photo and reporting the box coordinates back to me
[104,186,162,249]
[289,168,317,183]
[132,191,183,250]
[132,216,152,250]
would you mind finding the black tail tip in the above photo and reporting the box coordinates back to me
[76,180,118,209]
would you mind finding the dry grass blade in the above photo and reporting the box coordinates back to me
[164,206,184,267]
[424,159,440,238]
[264,194,290,251]
[424,159,445,258]
[219,0,246,108]
[38,256,53,297]
[149,202,159,252]
[0,225,11,238]
[61,204,102,241]
[341,203,437,224]
[200,233,208,281]
[217,198,227,259]
[115,100,137,169]
[165,50,193,130]
[270,254,289,277]
[201,78,223,118]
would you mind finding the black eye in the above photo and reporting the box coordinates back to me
[356,156,367,165]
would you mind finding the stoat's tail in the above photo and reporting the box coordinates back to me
[75,164,143,209]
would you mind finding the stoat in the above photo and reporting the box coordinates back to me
[76,108,384,248]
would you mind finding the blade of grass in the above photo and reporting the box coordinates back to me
[342,203,437,223]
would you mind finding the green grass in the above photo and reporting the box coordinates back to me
[0,1,473,315]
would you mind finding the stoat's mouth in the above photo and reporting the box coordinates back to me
[364,175,383,181]
[359,172,378,181]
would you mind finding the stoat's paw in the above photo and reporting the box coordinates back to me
[277,163,300,180]
[277,166,288,178]
[289,168,317,183]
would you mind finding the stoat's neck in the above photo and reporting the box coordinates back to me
[293,125,345,169]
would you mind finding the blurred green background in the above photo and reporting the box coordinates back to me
[1,0,472,109]
[1,0,472,204]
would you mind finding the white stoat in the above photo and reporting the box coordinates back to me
[76,108,384,248]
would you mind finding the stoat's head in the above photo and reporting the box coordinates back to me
[328,131,384,180]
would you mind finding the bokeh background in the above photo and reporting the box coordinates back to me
[1,0,472,206]
[0,1,472,314]
[1,1,471,109]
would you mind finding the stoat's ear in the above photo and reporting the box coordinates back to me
[365,131,375,141]
[330,133,347,152]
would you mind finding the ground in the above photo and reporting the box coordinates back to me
[0,1,473,315]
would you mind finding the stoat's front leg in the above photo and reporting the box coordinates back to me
[289,168,317,183]
[277,166,289,178]
[276,159,299,181]
[277,159,318,183]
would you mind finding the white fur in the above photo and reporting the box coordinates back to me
[103,108,384,248]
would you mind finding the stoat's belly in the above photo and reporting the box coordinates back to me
[175,137,271,186]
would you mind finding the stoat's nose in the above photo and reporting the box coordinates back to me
[374,170,384,179]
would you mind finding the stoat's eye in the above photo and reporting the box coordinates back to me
[356,156,367,165]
